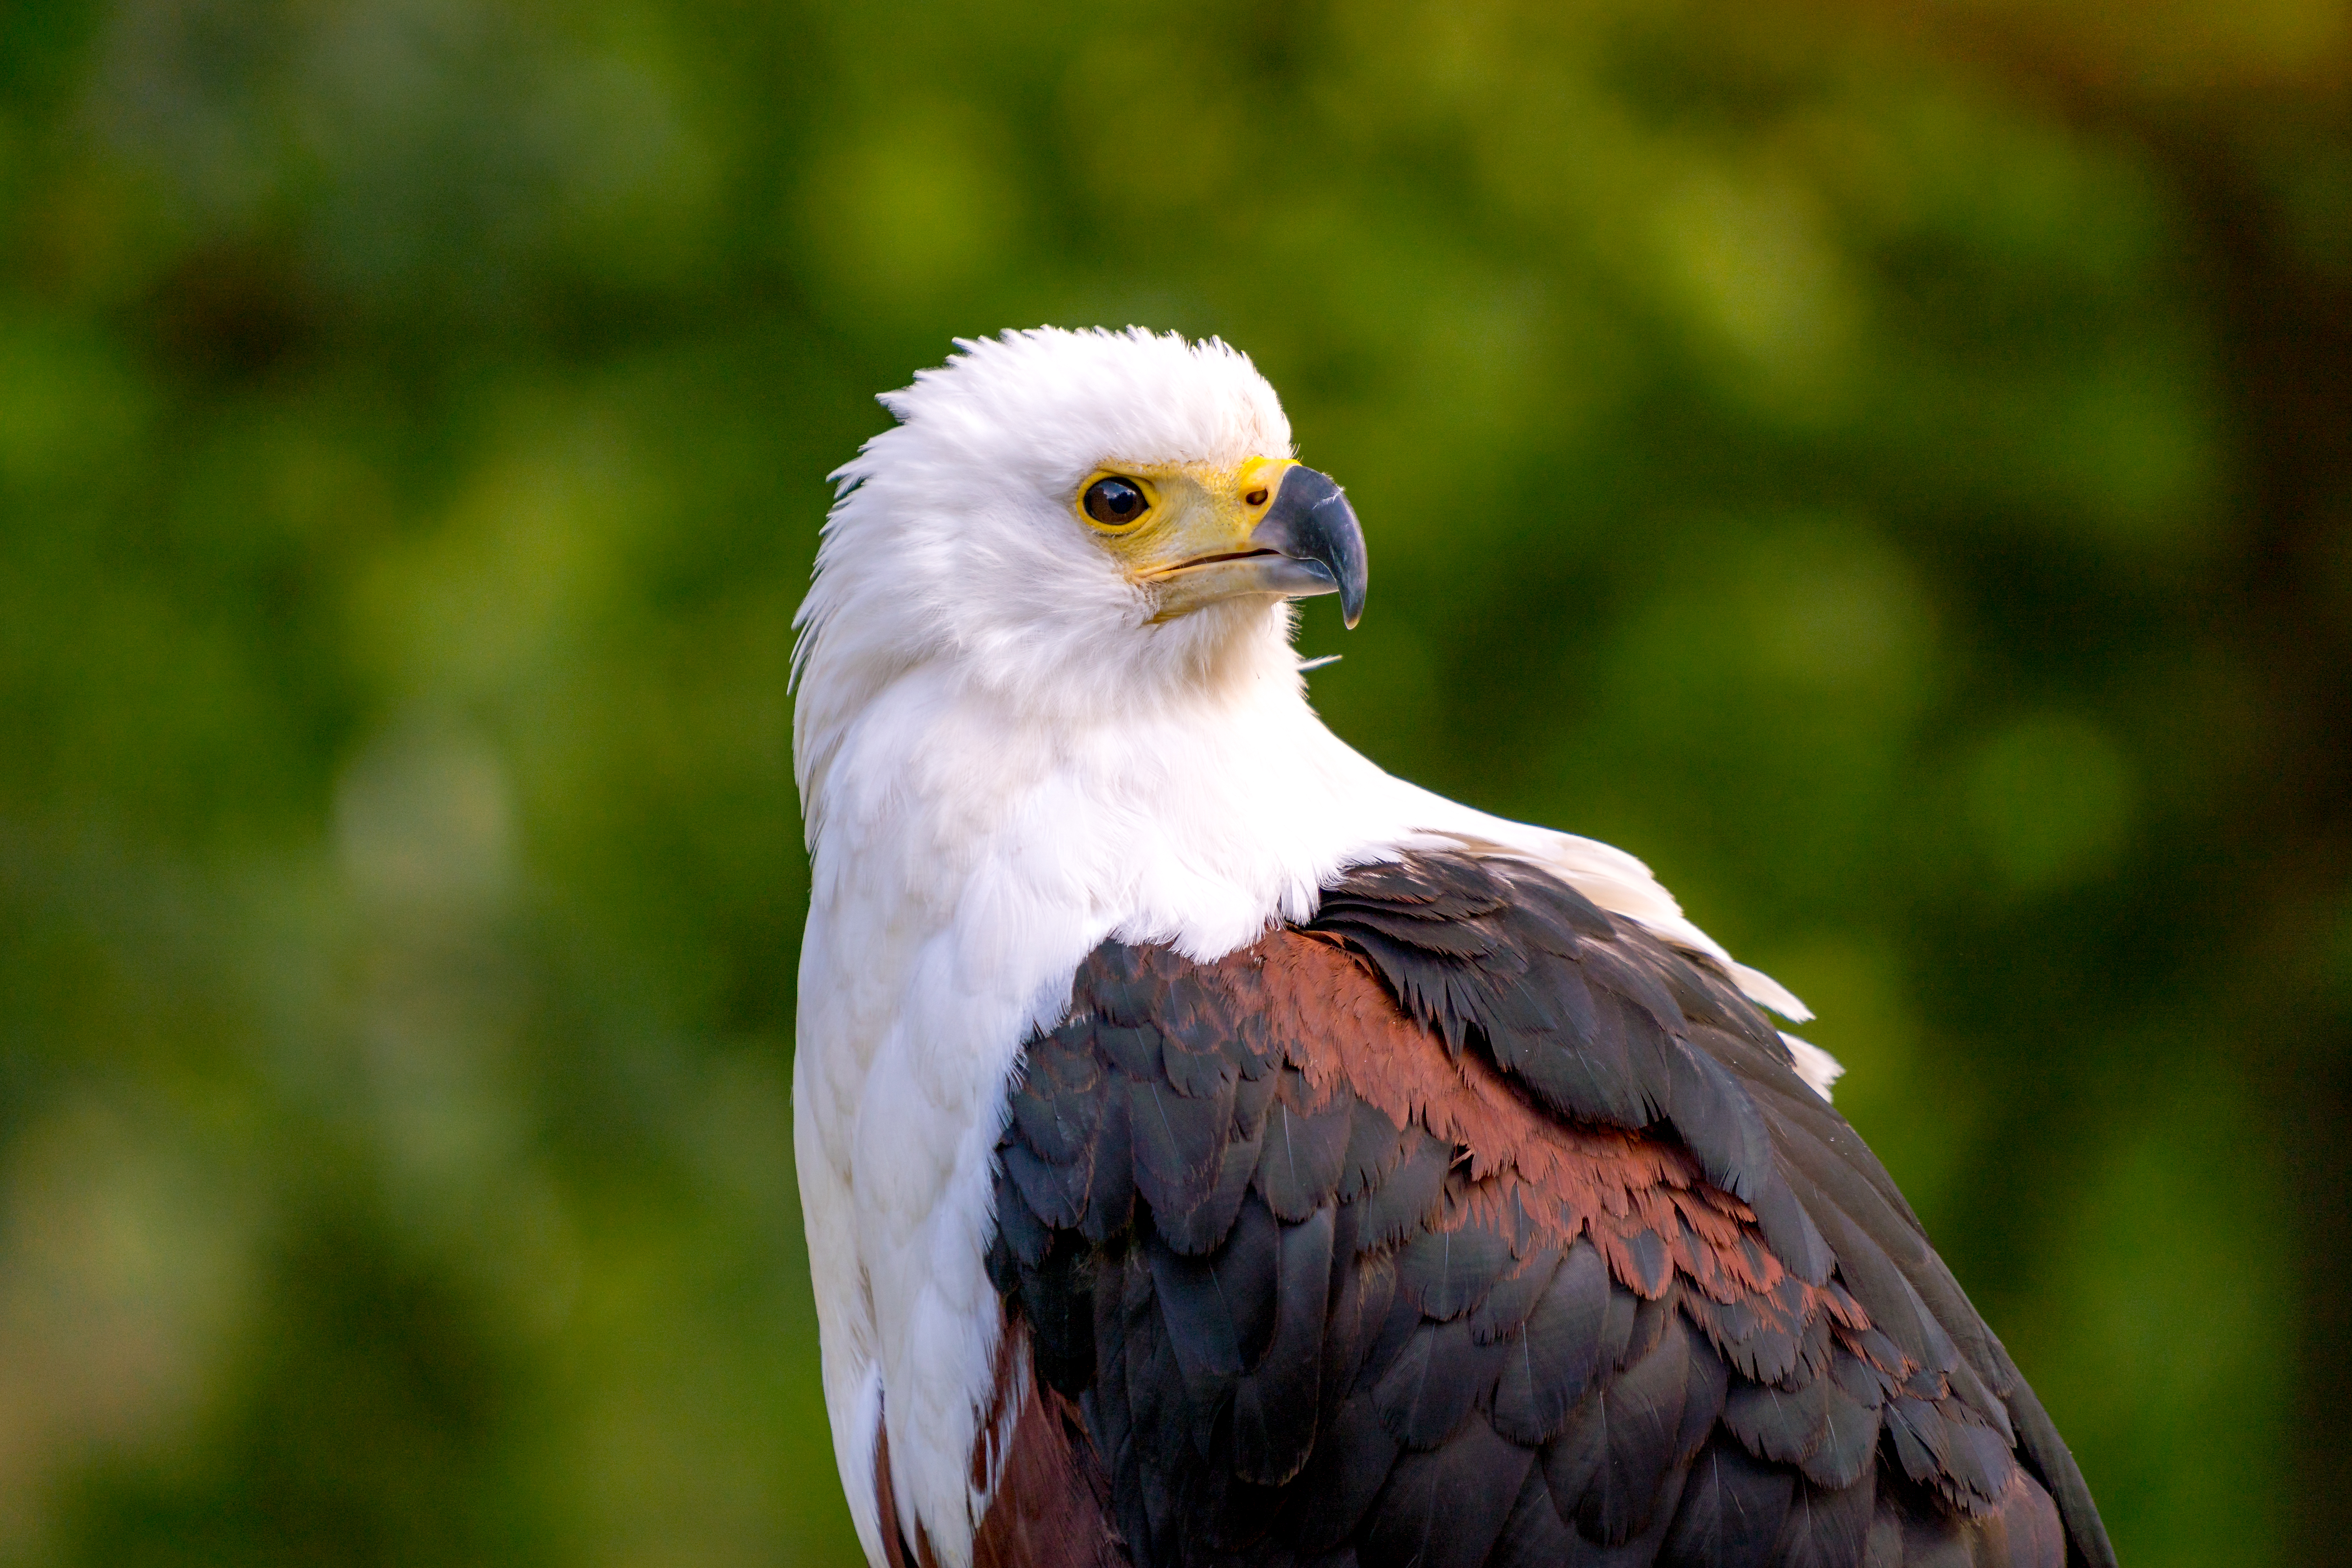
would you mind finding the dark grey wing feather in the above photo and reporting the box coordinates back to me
[985,851,2113,1568]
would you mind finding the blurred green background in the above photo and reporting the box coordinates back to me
[2,0,2348,1562]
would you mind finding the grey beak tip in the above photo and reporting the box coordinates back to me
[1256,465,1370,631]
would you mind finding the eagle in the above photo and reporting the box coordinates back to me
[790,328,2115,1568]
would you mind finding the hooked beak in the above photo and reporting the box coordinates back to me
[1142,463,1369,628]
[1247,465,1367,629]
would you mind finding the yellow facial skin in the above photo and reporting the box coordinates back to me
[1077,456,1303,622]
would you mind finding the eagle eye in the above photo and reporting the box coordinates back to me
[1082,475,1150,529]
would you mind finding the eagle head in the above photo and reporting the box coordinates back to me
[793,327,1366,748]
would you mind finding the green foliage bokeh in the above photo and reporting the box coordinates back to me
[2,1,2348,1564]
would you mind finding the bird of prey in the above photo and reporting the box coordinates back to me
[791,328,2114,1568]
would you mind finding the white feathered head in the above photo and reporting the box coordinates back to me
[792,328,1366,785]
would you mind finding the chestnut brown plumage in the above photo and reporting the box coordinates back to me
[966,852,2112,1568]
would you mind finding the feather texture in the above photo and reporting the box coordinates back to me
[982,854,2113,1568]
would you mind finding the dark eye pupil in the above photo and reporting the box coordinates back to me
[1084,477,1146,525]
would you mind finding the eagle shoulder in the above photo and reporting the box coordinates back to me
[974,851,2112,1568]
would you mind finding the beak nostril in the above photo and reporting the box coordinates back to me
[1244,488,1268,507]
